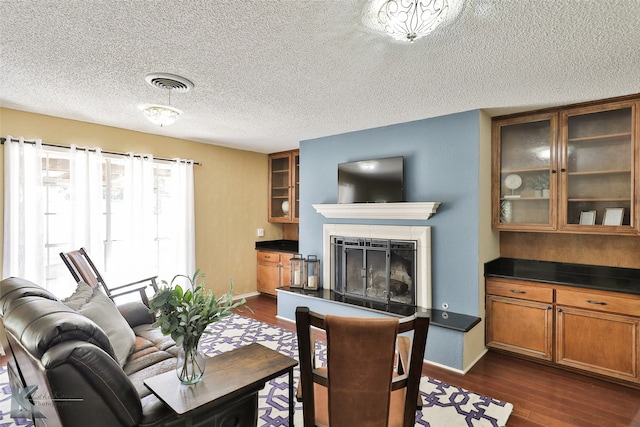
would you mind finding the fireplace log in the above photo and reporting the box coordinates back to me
[390,279,409,295]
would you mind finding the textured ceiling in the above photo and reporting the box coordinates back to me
[2,1,640,154]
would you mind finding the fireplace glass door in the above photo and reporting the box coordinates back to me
[333,237,416,306]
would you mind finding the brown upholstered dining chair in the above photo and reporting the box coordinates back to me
[295,306,430,427]
[60,247,159,307]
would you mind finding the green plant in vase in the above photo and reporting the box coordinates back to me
[149,270,247,384]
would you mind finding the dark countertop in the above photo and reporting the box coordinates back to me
[279,287,481,332]
[255,240,299,253]
[485,258,640,296]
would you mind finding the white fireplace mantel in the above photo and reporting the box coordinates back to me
[312,202,441,220]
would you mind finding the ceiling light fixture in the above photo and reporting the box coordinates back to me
[143,73,194,127]
[143,105,182,127]
[377,0,449,42]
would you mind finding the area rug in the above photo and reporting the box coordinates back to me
[0,314,512,426]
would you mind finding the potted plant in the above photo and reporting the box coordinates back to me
[149,270,247,384]
[529,174,550,197]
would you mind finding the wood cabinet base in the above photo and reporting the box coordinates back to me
[486,277,640,388]
[486,295,553,361]
[257,250,293,296]
[488,348,640,390]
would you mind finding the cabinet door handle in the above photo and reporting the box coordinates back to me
[547,306,552,310]
[558,308,563,313]
[510,290,526,294]
[586,299,607,306]
[560,168,566,172]
[551,169,557,174]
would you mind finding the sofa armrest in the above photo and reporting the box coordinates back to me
[42,341,143,427]
[117,301,155,328]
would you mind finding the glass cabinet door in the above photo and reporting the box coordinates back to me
[493,113,558,230]
[268,150,299,223]
[269,153,291,221]
[560,102,636,232]
[293,153,300,221]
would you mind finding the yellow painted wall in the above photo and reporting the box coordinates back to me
[0,108,283,296]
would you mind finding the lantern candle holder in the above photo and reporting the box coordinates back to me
[290,254,305,288]
[304,255,320,290]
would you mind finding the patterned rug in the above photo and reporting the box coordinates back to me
[0,314,512,426]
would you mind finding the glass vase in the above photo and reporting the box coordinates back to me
[176,342,206,385]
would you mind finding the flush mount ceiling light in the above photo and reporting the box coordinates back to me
[143,105,182,127]
[143,73,194,126]
[376,0,449,42]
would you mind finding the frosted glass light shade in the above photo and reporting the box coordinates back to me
[143,105,181,126]
[377,0,449,42]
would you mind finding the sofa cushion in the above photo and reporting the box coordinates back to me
[61,280,94,309]
[65,282,136,367]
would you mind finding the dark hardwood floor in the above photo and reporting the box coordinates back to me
[236,294,640,427]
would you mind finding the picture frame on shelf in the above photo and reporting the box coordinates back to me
[579,210,596,225]
[602,207,624,226]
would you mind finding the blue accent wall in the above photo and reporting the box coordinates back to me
[281,109,486,370]
[299,110,482,315]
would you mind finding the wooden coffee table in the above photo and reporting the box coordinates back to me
[144,343,298,426]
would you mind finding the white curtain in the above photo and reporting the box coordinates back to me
[2,136,45,284]
[169,159,196,278]
[105,153,156,280]
[69,144,104,263]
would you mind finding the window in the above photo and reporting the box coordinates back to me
[4,138,195,298]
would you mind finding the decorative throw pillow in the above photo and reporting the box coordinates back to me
[63,282,136,367]
[61,281,94,310]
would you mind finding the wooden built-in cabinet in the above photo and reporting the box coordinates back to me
[256,250,293,296]
[556,288,640,382]
[268,150,299,223]
[492,97,638,234]
[486,277,640,386]
[486,279,554,361]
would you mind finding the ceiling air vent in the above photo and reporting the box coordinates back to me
[145,73,194,93]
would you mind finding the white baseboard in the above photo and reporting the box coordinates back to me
[461,348,488,374]
[234,291,260,301]
[276,314,295,324]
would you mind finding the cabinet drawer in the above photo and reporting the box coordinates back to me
[556,289,640,316]
[257,251,280,263]
[486,279,553,303]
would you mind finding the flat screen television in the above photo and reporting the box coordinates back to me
[338,156,404,203]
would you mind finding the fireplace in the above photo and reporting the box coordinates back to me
[322,224,432,309]
[333,237,416,305]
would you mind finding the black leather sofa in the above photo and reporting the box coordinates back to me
[0,277,254,427]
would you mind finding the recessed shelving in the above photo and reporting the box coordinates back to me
[501,166,550,174]
[568,131,631,143]
[568,169,630,176]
